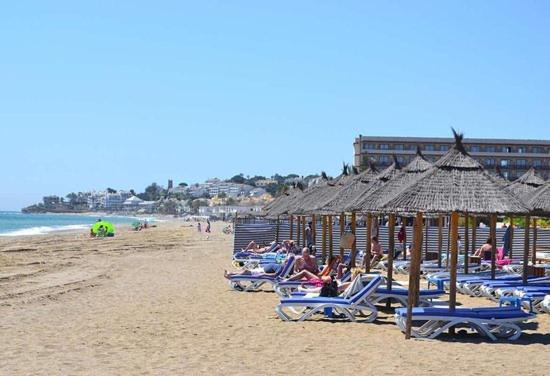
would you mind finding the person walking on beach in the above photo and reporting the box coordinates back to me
[205,219,211,233]
[370,236,383,269]
[197,222,202,233]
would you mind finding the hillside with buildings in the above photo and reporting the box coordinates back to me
[21,173,320,219]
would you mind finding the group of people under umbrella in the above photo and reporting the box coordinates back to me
[261,129,549,338]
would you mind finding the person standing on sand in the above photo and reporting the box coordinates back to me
[206,219,211,233]
[305,221,313,247]
[197,222,202,232]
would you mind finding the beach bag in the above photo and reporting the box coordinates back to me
[319,278,338,297]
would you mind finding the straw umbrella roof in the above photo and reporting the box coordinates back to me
[291,165,351,215]
[506,167,545,201]
[312,161,379,214]
[317,157,403,214]
[528,183,550,216]
[302,165,361,214]
[264,182,305,217]
[263,186,289,212]
[376,131,531,215]
[349,148,432,212]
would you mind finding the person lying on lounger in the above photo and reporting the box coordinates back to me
[242,240,280,254]
[285,254,343,287]
[223,254,293,279]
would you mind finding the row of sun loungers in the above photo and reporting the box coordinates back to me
[228,243,539,340]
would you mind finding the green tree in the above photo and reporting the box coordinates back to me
[229,174,245,184]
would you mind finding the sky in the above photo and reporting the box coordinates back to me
[1,1,550,210]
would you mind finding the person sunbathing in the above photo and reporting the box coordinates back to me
[223,254,293,279]
[242,240,280,254]
[286,254,342,287]
[474,237,494,261]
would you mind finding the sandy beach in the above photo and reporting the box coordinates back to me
[0,221,548,375]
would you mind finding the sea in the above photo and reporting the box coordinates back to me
[0,211,149,237]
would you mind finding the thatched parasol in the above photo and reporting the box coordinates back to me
[265,182,305,218]
[506,167,545,202]
[377,133,530,215]
[290,164,351,215]
[377,130,530,340]
[313,160,383,214]
[349,148,432,213]
[528,183,550,216]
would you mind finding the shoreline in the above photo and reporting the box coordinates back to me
[0,212,184,238]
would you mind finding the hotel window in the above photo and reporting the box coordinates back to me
[396,155,406,163]
[425,145,435,151]
[516,159,527,168]
[532,146,544,154]
[500,159,509,167]
[485,146,496,153]
[503,146,512,153]
[362,142,377,150]
[380,144,389,150]
[379,155,390,163]
[394,144,404,151]
[502,171,509,179]
[440,145,449,151]
[471,145,480,152]
[517,146,526,153]
[485,158,495,166]
[533,160,542,168]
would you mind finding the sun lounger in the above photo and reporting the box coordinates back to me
[275,274,382,322]
[542,295,550,313]
[394,306,535,341]
[274,270,353,298]
[228,254,296,292]
[371,288,445,307]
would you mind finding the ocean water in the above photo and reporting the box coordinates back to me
[0,211,147,236]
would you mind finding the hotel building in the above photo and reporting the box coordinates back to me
[354,135,550,180]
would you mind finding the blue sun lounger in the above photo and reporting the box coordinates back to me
[275,275,382,322]
[394,306,535,341]
[229,254,296,292]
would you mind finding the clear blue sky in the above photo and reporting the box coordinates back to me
[1,1,550,210]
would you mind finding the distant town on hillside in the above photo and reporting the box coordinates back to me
[22,173,322,218]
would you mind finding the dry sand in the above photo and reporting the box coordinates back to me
[0,221,548,375]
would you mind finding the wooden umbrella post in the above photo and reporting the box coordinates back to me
[446,219,451,269]
[321,216,327,263]
[405,212,423,339]
[296,215,302,247]
[328,215,334,259]
[532,218,538,266]
[350,212,357,267]
[386,213,396,309]
[275,216,280,243]
[289,215,294,240]
[509,216,514,259]
[523,215,531,284]
[464,213,469,274]
[490,214,499,279]
[471,216,477,261]
[424,220,428,261]
[302,216,307,247]
[365,214,372,271]
[402,216,407,260]
[339,213,345,259]
[437,215,443,268]
[312,214,316,247]
[449,212,459,311]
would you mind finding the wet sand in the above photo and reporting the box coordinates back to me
[0,221,548,375]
